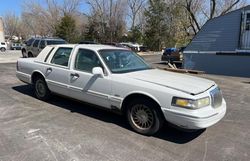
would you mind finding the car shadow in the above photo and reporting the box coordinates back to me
[12,84,205,144]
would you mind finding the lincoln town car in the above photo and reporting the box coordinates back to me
[16,44,226,135]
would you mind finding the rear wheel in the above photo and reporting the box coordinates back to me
[126,99,163,135]
[34,77,51,101]
[28,52,33,57]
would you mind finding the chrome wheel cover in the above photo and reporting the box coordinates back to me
[36,80,46,97]
[130,104,154,130]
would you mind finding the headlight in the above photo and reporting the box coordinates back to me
[172,97,210,109]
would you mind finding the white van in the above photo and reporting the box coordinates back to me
[0,42,7,52]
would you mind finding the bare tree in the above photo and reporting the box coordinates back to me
[21,0,83,37]
[3,12,19,41]
[182,0,204,34]
[128,0,145,29]
[61,0,82,15]
[183,0,246,35]
[86,0,127,42]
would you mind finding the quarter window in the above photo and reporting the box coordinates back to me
[51,47,72,67]
[75,49,103,73]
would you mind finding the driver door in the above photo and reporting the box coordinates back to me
[69,48,112,108]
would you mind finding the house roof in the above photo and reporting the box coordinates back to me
[184,5,250,53]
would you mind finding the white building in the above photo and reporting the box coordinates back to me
[0,17,5,42]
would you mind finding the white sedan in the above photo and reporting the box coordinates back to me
[16,44,226,135]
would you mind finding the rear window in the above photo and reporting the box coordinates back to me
[51,47,72,67]
[46,40,66,45]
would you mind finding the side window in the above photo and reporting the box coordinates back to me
[1,42,5,45]
[75,49,103,73]
[245,13,250,30]
[33,40,40,47]
[26,38,34,46]
[40,40,45,49]
[51,47,72,67]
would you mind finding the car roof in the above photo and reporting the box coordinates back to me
[49,44,129,52]
[30,37,65,41]
[42,38,65,41]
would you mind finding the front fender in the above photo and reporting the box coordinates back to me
[122,90,162,108]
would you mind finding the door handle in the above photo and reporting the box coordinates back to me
[70,73,79,78]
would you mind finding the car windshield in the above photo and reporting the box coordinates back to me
[99,49,151,73]
[47,40,66,45]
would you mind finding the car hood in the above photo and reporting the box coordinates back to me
[125,69,215,95]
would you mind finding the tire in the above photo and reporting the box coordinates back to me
[22,50,27,58]
[28,52,33,57]
[126,99,163,135]
[34,77,51,101]
[1,48,6,52]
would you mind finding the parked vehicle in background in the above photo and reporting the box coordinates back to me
[22,37,66,58]
[102,42,128,48]
[79,40,98,44]
[0,42,7,52]
[161,48,182,63]
[16,44,226,135]
[139,46,149,52]
[120,43,138,52]
[10,43,22,50]
[120,43,147,52]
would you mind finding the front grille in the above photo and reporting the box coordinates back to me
[210,88,223,108]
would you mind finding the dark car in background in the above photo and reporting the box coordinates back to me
[10,43,22,50]
[22,37,66,57]
[161,47,184,63]
[139,46,149,52]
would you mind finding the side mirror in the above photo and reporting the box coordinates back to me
[92,67,104,78]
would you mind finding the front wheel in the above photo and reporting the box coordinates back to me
[1,48,6,52]
[34,77,51,101]
[126,99,163,135]
[22,50,27,58]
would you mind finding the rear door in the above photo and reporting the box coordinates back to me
[39,40,46,51]
[32,39,40,56]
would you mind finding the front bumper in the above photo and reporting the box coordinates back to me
[162,99,226,129]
